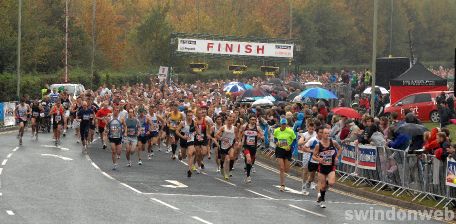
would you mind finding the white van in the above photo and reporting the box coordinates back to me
[50,83,85,99]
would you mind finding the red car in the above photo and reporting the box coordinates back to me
[384,91,455,122]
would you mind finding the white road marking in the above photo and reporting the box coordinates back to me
[41,154,73,161]
[0,130,16,135]
[6,210,15,215]
[101,171,114,180]
[288,204,326,218]
[12,147,18,152]
[151,198,180,210]
[274,185,303,195]
[214,177,236,186]
[40,145,69,151]
[0,168,3,175]
[0,192,2,196]
[179,160,188,166]
[245,189,275,199]
[192,216,213,224]
[120,183,142,194]
[161,180,188,189]
[6,153,12,159]
[1,159,7,166]
[91,162,100,170]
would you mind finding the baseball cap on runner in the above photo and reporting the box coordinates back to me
[280,118,287,125]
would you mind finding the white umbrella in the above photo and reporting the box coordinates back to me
[363,86,389,95]
[252,98,273,107]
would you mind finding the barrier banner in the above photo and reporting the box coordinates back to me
[357,145,377,170]
[445,159,456,188]
[341,144,356,166]
[4,102,16,126]
[0,102,4,122]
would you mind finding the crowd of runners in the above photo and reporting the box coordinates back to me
[14,79,344,208]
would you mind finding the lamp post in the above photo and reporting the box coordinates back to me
[16,0,22,100]
[370,0,379,117]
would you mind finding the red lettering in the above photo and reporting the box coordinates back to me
[207,42,214,51]
[225,44,233,53]
[217,43,221,52]
[257,45,265,54]
[237,44,241,53]
[245,44,252,54]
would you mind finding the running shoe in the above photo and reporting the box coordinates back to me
[229,172,233,177]
[192,165,197,171]
[316,193,323,205]
[117,155,121,160]
[252,166,256,173]
[171,155,176,160]
[200,163,205,170]
[279,185,285,192]
[244,176,252,184]
[187,170,192,178]
[224,174,229,180]
[112,163,118,170]
[178,154,182,161]
[301,189,310,196]
[148,154,151,160]
[320,201,326,208]
[138,160,142,165]
[151,152,155,156]
[19,138,23,146]
[103,144,107,150]
[196,168,201,174]
[127,161,131,167]
[216,167,221,173]
[311,182,317,190]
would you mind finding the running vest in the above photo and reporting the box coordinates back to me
[196,118,207,142]
[108,116,122,139]
[220,125,235,150]
[62,98,70,110]
[243,125,259,148]
[169,112,182,131]
[31,104,40,117]
[17,104,28,120]
[126,118,139,137]
[52,106,64,123]
[138,116,149,136]
[181,119,195,143]
[150,114,160,132]
[318,140,337,166]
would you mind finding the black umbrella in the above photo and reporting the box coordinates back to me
[268,78,283,85]
[287,92,300,101]
[395,123,428,137]
[288,81,302,89]
[272,85,287,92]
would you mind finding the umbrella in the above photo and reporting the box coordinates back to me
[240,88,269,99]
[252,98,273,107]
[223,81,243,87]
[288,81,302,89]
[244,84,254,89]
[268,78,283,85]
[273,85,287,92]
[292,95,313,104]
[331,107,361,119]
[395,123,428,137]
[299,87,338,99]
[260,84,273,91]
[224,83,246,93]
[287,92,300,101]
[363,86,389,95]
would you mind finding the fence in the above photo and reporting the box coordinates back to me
[258,128,456,208]
[0,102,17,128]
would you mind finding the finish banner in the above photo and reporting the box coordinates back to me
[177,38,293,58]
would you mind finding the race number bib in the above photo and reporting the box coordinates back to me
[278,139,288,148]
[170,121,177,129]
[128,128,136,136]
[185,133,195,142]
[221,137,231,149]
[197,134,204,141]
[55,115,62,122]
[152,123,159,131]
[83,114,90,121]
[32,112,39,117]
[246,136,256,146]
[139,127,146,135]
[40,113,45,118]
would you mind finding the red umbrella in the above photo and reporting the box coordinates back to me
[331,107,361,119]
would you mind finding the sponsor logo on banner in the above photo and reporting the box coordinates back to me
[4,102,16,126]
[446,159,456,188]
[177,38,293,58]
[357,145,377,170]
[341,144,356,166]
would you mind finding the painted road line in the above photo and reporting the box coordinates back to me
[40,154,73,161]
[6,210,15,215]
[161,180,188,189]
[12,147,18,152]
[215,177,236,186]
[0,130,16,135]
[288,204,326,218]
[101,171,114,180]
[192,216,213,224]
[179,160,188,166]
[6,153,12,159]
[0,192,2,196]
[0,168,3,175]
[91,162,100,170]
[151,198,180,210]
[120,183,142,194]
[1,159,7,166]
[246,189,275,200]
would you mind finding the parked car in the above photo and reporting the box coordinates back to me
[384,91,455,122]
[49,83,85,99]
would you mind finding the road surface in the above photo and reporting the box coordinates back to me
[0,129,446,224]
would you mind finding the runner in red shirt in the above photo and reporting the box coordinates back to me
[96,101,112,149]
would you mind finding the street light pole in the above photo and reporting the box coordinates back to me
[91,0,97,89]
[16,0,22,100]
[370,0,379,117]
[64,0,69,83]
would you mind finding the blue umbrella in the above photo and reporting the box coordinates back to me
[224,83,246,92]
[299,87,337,99]
[244,84,254,89]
